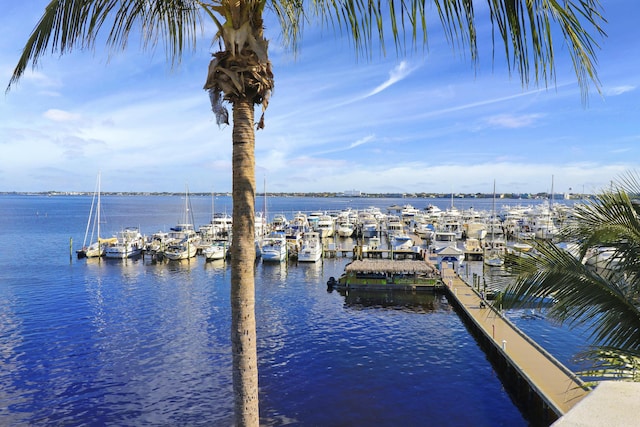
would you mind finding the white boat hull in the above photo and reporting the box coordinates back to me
[164,242,198,260]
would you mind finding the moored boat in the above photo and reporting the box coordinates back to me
[390,233,414,251]
[203,241,227,261]
[164,237,199,260]
[297,232,322,262]
[104,227,145,259]
[260,232,287,262]
[77,172,114,258]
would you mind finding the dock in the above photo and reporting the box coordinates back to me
[441,267,590,425]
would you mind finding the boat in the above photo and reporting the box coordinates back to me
[327,259,441,291]
[484,180,504,267]
[298,232,323,262]
[390,233,414,251]
[104,227,145,259]
[164,237,199,260]
[146,231,169,253]
[483,254,504,267]
[203,241,227,261]
[260,232,287,262]
[163,188,201,261]
[385,216,404,239]
[361,217,380,238]
[164,225,200,260]
[77,173,115,258]
[271,214,289,232]
[316,215,335,238]
[336,220,354,238]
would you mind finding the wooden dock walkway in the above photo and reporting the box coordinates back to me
[441,267,590,421]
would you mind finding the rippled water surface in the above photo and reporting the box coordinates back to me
[0,195,590,425]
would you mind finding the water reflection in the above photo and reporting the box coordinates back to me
[339,289,451,313]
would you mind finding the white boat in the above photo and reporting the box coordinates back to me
[260,233,287,262]
[361,218,379,238]
[317,215,335,238]
[464,237,483,253]
[512,242,533,253]
[385,216,404,239]
[271,214,289,232]
[484,180,504,267]
[484,255,504,267]
[414,221,435,240]
[204,241,227,261]
[390,233,414,251]
[336,220,354,238]
[104,227,145,259]
[465,222,488,240]
[164,237,199,260]
[163,188,200,260]
[146,231,169,254]
[163,223,200,261]
[298,232,323,262]
[77,173,115,258]
[210,213,233,238]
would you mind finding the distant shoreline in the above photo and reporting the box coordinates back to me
[0,191,591,200]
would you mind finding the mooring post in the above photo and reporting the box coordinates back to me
[502,340,507,351]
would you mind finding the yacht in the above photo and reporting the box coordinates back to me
[104,227,145,259]
[260,233,287,262]
[316,215,335,238]
[298,232,323,262]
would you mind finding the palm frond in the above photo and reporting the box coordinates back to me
[306,0,603,100]
[575,346,640,385]
[7,0,203,92]
[506,240,640,351]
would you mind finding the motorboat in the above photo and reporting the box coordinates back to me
[260,233,287,262]
[164,237,199,260]
[390,233,414,251]
[316,215,335,238]
[104,227,145,259]
[298,232,322,262]
[336,220,354,238]
[203,241,228,261]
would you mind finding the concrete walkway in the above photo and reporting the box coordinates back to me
[441,268,590,416]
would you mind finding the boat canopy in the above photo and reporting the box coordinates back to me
[345,260,437,274]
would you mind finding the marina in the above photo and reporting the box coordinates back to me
[0,194,600,425]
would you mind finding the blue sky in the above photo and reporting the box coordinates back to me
[1,1,638,195]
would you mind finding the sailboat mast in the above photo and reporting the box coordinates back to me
[97,172,101,241]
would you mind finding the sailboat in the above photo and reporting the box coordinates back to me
[77,172,114,258]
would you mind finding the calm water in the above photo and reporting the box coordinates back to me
[0,195,592,426]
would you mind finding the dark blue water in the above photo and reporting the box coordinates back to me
[0,195,591,425]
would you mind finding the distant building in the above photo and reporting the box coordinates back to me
[343,189,362,197]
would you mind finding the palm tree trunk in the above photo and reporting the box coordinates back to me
[230,98,259,426]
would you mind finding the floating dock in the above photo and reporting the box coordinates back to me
[441,268,590,425]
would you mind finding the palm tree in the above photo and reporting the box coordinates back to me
[7,1,604,424]
[504,173,640,382]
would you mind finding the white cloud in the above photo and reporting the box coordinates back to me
[484,113,544,129]
[365,61,415,97]
[43,109,81,122]
[605,85,635,96]
[349,135,375,149]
